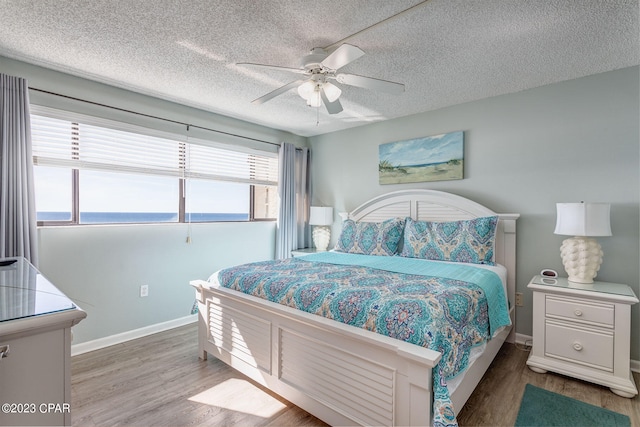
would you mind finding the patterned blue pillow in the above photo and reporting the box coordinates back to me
[334,218,405,256]
[400,216,498,265]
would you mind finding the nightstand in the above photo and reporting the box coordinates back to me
[527,275,639,397]
[291,248,321,257]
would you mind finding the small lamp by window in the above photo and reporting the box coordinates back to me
[554,202,612,283]
[309,206,333,251]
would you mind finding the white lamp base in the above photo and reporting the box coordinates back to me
[312,226,331,252]
[559,236,604,284]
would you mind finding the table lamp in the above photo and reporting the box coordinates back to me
[554,202,611,283]
[309,206,333,251]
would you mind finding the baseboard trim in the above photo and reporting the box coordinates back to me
[514,332,639,373]
[71,314,198,356]
[515,333,533,347]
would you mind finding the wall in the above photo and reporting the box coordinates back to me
[310,66,640,360]
[1,55,308,346]
[37,222,275,345]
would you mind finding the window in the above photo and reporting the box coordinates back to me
[185,179,249,222]
[33,166,73,222]
[79,170,180,224]
[31,108,279,225]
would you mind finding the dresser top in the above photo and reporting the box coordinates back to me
[0,257,77,323]
[529,275,639,303]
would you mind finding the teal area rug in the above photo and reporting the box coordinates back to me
[515,384,630,427]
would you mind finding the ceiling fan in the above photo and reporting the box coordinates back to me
[238,44,405,114]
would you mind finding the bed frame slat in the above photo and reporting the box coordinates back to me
[280,334,395,426]
[208,302,272,373]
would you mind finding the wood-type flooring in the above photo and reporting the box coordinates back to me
[71,323,639,426]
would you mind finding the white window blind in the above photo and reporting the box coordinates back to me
[185,143,278,185]
[31,113,278,186]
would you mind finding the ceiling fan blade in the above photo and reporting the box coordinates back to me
[321,44,365,70]
[251,79,307,105]
[336,73,405,95]
[237,63,306,74]
[320,88,343,114]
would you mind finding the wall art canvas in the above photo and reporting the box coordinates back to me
[379,131,464,184]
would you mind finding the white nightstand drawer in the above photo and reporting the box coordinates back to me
[545,295,614,327]
[545,320,613,371]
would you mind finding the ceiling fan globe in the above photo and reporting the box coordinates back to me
[297,80,316,100]
[323,82,342,103]
[306,91,322,108]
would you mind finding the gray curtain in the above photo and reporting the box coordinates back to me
[0,73,38,265]
[275,143,310,259]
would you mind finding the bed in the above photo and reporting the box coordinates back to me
[191,189,519,426]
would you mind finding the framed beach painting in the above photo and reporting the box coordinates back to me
[379,131,464,184]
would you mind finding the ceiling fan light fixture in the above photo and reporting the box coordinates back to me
[323,82,342,102]
[244,42,404,110]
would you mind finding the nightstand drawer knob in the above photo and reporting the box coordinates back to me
[573,309,583,317]
[572,342,583,351]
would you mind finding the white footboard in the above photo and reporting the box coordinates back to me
[192,280,442,426]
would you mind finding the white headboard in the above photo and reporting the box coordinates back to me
[340,189,519,342]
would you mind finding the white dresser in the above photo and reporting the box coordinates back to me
[527,275,638,397]
[0,258,86,426]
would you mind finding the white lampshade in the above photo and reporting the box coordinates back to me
[554,202,612,284]
[309,206,333,226]
[306,94,322,107]
[322,82,342,102]
[297,81,315,100]
[299,81,322,107]
[299,81,341,107]
[554,202,611,237]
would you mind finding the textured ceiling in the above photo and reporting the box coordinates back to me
[0,0,638,137]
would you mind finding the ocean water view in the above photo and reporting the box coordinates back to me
[37,212,249,223]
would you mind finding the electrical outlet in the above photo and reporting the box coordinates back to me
[515,292,523,307]
[140,284,149,297]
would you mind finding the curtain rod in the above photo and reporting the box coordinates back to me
[28,87,282,148]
